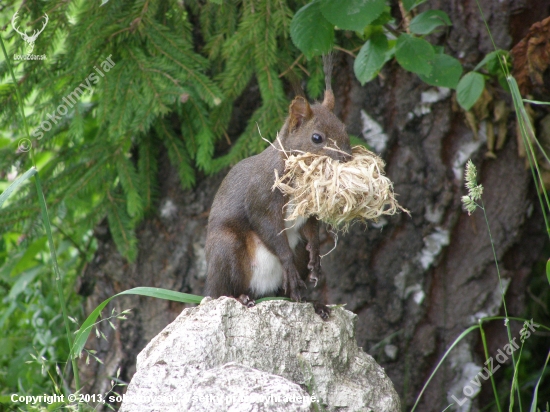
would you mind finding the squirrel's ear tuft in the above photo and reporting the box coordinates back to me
[322,89,335,111]
[289,96,313,131]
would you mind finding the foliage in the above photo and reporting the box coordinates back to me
[1,0,549,409]
[0,0,315,259]
[0,0,311,402]
[287,2,550,410]
[414,2,550,409]
[72,287,203,361]
[289,0,512,109]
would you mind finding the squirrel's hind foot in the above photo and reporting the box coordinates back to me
[237,294,256,308]
[313,302,331,321]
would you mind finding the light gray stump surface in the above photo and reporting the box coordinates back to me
[120,297,401,411]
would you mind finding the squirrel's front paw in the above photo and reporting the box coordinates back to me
[289,289,304,303]
[306,244,321,287]
[283,270,306,302]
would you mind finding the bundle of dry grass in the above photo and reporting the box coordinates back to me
[273,145,409,231]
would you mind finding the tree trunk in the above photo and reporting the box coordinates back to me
[79,1,550,410]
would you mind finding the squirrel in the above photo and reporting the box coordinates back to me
[204,55,352,319]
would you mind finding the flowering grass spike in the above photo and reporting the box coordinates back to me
[461,159,483,215]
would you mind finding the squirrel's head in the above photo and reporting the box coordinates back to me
[280,91,352,162]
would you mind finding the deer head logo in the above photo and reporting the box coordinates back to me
[11,12,49,54]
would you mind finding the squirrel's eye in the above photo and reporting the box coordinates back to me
[311,133,323,144]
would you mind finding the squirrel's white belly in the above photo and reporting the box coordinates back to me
[249,215,307,296]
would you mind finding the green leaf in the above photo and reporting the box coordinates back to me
[11,237,48,276]
[354,33,389,85]
[409,10,452,35]
[474,50,507,74]
[8,266,43,299]
[290,1,334,59]
[456,72,485,111]
[395,34,434,75]
[0,137,11,149]
[0,167,37,208]
[319,0,386,31]
[306,57,324,99]
[547,259,550,286]
[349,135,371,150]
[402,0,428,12]
[72,287,203,359]
[419,54,463,89]
[370,7,393,26]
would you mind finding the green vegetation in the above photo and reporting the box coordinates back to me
[1,0,549,410]
[289,0,511,110]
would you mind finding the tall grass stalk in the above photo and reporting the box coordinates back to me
[411,318,550,411]
[474,0,550,238]
[463,157,521,408]
[0,35,80,392]
[410,325,480,412]
[1,33,209,406]
[507,75,550,235]
[479,321,502,412]
[71,288,203,359]
[481,196,519,408]
[473,2,550,409]
[0,34,34,166]
[528,350,550,412]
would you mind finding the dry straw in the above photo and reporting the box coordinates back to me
[273,145,409,231]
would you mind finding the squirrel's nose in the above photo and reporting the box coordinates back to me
[342,152,352,162]
[339,147,353,163]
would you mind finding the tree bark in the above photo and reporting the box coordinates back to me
[79,1,550,410]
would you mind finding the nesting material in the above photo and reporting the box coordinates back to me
[273,145,409,231]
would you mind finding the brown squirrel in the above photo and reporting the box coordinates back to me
[205,56,352,319]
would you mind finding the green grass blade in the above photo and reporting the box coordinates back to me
[479,198,519,401]
[509,345,524,412]
[411,324,480,412]
[33,172,81,391]
[547,259,550,286]
[0,167,37,208]
[529,350,550,412]
[0,35,34,166]
[510,83,550,166]
[126,287,203,303]
[483,316,550,332]
[523,99,550,106]
[479,321,502,412]
[71,287,204,359]
[255,296,292,303]
[508,75,550,238]
[473,0,510,78]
